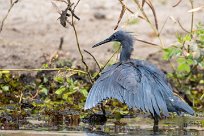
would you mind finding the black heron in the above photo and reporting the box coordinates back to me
[84,30,194,131]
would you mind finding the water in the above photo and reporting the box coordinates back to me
[0,116,203,136]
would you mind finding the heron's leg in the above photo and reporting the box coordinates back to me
[153,116,159,132]
[151,113,159,132]
[100,103,106,116]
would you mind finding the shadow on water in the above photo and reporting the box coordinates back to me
[0,115,204,136]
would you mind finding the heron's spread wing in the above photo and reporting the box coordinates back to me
[84,60,173,116]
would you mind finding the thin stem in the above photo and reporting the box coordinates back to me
[133,0,165,48]
[177,19,190,33]
[84,49,101,72]
[189,0,194,35]
[0,0,19,33]
[102,47,121,70]
[71,15,93,83]
[93,47,121,80]
[58,37,64,50]
[159,17,169,35]
[19,91,23,104]
[172,0,182,7]
[134,38,160,46]
[0,68,86,74]
[73,0,81,10]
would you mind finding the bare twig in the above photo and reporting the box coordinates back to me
[189,0,194,35]
[84,50,101,71]
[93,47,121,80]
[67,0,93,83]
[133,0,164,47]
[0,0,19,33]
[101,47,121,71]
[52,0,93,83]
[134,38,160,46]
[59,37,64,50]
[172,0,194,34]
[114,3,126,30]
[118,0,134,14]
[142,0,158,30]
[73,0,81,10]
[159,17,169,35]
[0,68,86,74]
[169,16,190,33]
[19,91,23,104]
[114,0,134,30]
[172,0,182,7]
[71,17,93,83]
[177,20,190,33]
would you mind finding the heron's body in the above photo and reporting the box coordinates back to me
[84,30,194,130]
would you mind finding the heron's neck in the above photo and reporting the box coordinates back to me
[120,40,133,62]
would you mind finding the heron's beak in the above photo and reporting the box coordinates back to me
[92,38,112,48]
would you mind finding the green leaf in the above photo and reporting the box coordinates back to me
[183,34,191,41]
[39,87,49,95]
[163,47,181,60]
[1,86,9,92]
[62,92,69,100]
[55,87,66,95]
[177,63,190,72]
[186,59,194,65]
[42,63,49,68]
[80,88,88,97]
[176,34,184,43]
[54,76,64,83]
[177,57,186,63]
[177,58,194,72]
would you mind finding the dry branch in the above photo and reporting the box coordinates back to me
[52,0,93,83]
[134,38,160,46]
[0,0,19,33]
[84,50,101,72]
[114,0,134,30]
[0,68,87,74]
[172,0,182,7]
[140,0,158,30]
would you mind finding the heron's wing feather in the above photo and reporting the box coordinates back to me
[85,61,171,116]
[84,63,124,109]
[114,62,169,116]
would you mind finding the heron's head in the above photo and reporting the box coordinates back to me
[93,30,133,48]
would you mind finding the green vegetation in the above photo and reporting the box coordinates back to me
[163,23,204,111]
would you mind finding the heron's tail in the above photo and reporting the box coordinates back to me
[173,96,194,115]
